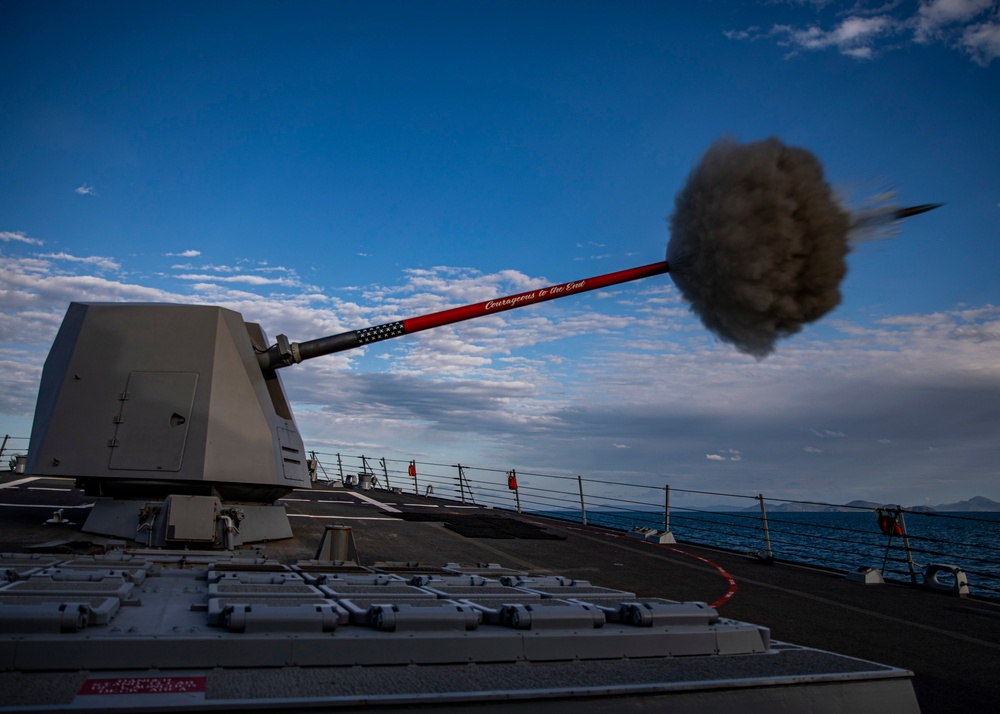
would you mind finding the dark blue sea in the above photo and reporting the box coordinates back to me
[536,508,1000,600]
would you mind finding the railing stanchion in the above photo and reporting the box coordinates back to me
[578,475,587,526]
[460,465,476,505]
[408,460,419,496]
[664,484,670,534]
[308,451,330,483]
[897,507,918,584]
[758,494,773,560]
[512,470,521,513]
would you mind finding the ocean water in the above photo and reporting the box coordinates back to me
[538,508,1000,600]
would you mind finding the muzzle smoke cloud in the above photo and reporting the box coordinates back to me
[667,137,851,359]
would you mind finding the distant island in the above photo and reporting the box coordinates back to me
[703,496,1000,513]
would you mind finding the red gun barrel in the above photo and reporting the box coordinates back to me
[259,260,670,369]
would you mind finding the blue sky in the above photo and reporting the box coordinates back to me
[2,1,998,507]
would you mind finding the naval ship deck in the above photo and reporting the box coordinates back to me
[0,473,997,712]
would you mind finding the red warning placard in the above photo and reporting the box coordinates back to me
[78,676,207,695]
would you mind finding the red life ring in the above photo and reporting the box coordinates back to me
[408,461,417,478]
[507,472,518,490]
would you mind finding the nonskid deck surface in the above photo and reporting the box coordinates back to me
[0,476,996,712]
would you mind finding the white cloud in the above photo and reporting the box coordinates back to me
[179,263,236,272]
[915,0,993,42]
[173,273,301,287]
[961,19,1000,64]
[0,231,43,246]
[727,1,1000,65]
[167,249,201,258]
[39,252,120,271]
[254,265,295,274]
[772,15,900,59]
[0,256,175,319]
[75,183,97,196]
[707,449,743,462]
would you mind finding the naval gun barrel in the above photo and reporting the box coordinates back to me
[257,260,671,371]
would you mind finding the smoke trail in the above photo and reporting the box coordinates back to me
[667,137,851,358]
[848,190,904,243]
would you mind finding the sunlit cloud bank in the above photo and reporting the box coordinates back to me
[1,242,997,504]
[727,1,1000,66]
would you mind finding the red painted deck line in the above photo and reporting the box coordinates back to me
[529,519,739,609]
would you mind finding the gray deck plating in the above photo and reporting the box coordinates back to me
[0,554,913,712]
[0,477,924,712]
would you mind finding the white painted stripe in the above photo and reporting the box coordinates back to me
[287,514,397,521]
[348,491,402,513]
[0,502,94,509]
[0,477,42,488]
[402,503,481,509]
[279,498,355,504]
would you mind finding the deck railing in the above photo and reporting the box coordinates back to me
[315,450,1000,601]
[2,435,996,600]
